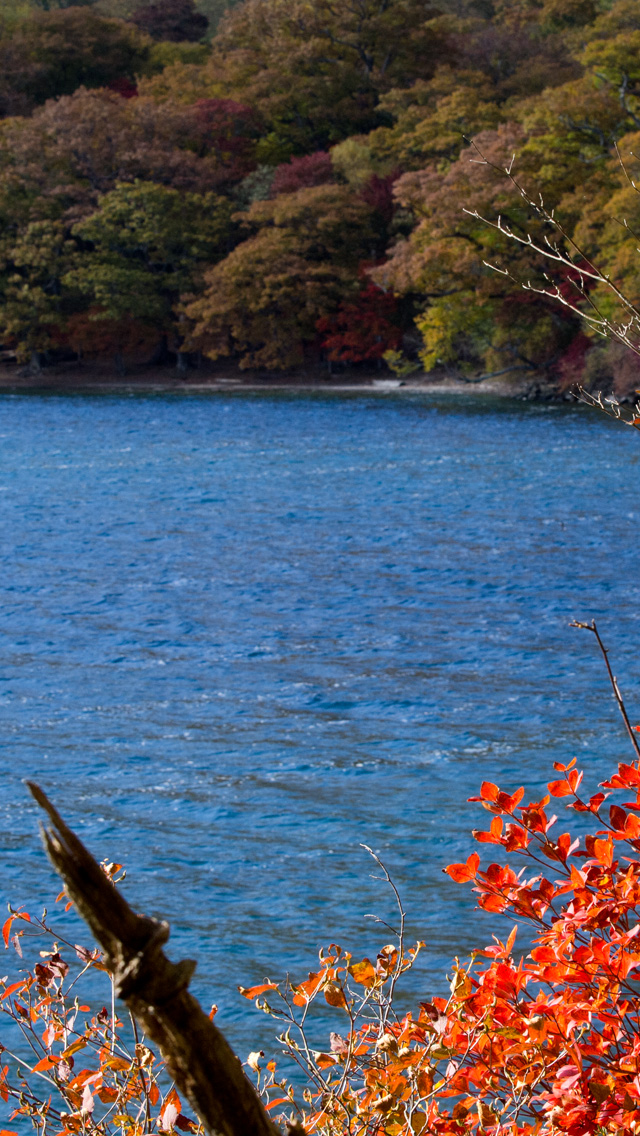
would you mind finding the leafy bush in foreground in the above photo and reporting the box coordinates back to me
[4,644,640,1135]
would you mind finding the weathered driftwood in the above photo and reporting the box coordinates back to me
[27,781,301,1136]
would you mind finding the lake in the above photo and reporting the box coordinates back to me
[1,389,639,1058]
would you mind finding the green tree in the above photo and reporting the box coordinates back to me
[65,180,232,367]
[0,220,74,366]
[0,8,151,115]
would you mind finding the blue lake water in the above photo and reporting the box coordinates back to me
[1,389,639,1059]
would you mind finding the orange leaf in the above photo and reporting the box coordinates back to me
[567,769,583,792]
[292,971,325,1006]
[480,782,499,802]
[594,838,614,867]
[348,958,377,987]
[61,1038,87,1059]
[509,787,525,809]
[237,983,278,1000]
[445,853,479,884]
[1,913,29,950]
[1,920,12,950]
[324,982,348,1009]
[474,816,503,844]
[32,1056,59,1073]
[1,981,26,1001]
[445,863,471,882]
[548,779,571,797]
[478,894,506,913]
[266,1098,291,1110]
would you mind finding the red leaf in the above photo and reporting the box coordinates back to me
[610,805,627,831]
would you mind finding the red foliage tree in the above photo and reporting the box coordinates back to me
[358,172,399,226]
[270,151,334,197]
[106,76,138,99]
[316,282,402,363]
[65,309,160,373]
[239,624,640,1136]
[192,98,263,183]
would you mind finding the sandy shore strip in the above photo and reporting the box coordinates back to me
[0,362,554,398]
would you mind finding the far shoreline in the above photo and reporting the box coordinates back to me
[0,360,563,400]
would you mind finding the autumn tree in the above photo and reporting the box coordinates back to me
[0,8,151,116]
[270,151,334,197]
[367,66,502,173]
[64,180,232,368]
[372,126,570,381]
[185,184,374,369]
[316,282,402,365]
[0,88,251,229]
[0,91,241,368]
[143,0,456,157]
[131,0,209,42]
[189,97,262,184]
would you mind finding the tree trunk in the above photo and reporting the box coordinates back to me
[26,783,303,1136]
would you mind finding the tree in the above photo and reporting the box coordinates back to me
[316,282,402,364]
[131,0,209,42]
[0,219,73,366]
[189,97,263,185]
[375,125,583,383]
[270,151,334,197]
[146,0,456,156]
[185,184,374,368]
[367,66,502,172]
[0,8,151,115]
[0,88,247,230]
[64,179,232,367]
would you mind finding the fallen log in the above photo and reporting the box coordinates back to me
[27,781,302,1136]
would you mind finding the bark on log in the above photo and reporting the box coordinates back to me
[26,781,301,1136]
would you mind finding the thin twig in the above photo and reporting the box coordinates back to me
[570,620,640,760]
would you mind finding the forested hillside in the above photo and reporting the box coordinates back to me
[2,0,640,393]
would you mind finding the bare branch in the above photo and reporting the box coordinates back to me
[569,622,640,761]
[26,782,298,1136]
[463,138,640,358]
